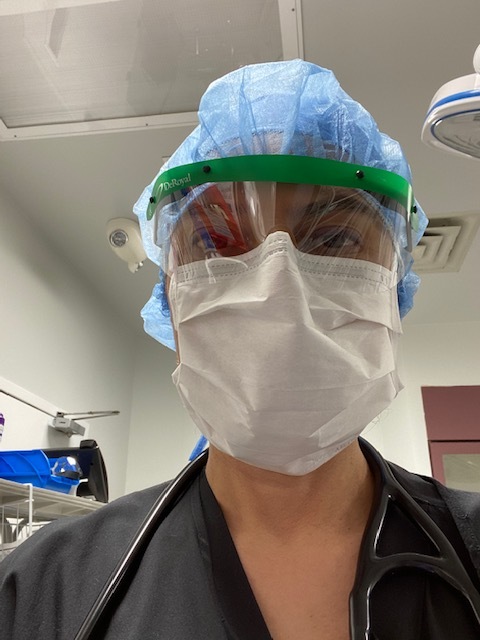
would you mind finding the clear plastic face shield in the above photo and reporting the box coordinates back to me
[146,156,419,293]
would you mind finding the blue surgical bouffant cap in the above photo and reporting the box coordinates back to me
[134,59,428,350]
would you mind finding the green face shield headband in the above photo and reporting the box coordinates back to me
[146,155,419,285]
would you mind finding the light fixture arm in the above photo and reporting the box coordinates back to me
[56,410,120,421]
[51,410,120,437]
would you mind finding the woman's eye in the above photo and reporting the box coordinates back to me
[299,226,363,254]
[323,228,361,248]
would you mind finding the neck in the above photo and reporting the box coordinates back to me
[205,440,375,542]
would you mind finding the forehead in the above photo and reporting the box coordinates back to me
[233,181,375,205]
[235,182,384,223]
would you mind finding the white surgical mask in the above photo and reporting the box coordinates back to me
[170,231,403,475]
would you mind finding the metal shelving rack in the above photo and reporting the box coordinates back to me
[0,478,104,560]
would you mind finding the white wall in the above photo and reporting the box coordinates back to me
[364,320,480,475]
[124,336,199,494]
[0,189,135,500]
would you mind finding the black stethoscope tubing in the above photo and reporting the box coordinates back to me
[351,439,480,639]
[73,450,209,640]
[74,440,480,640]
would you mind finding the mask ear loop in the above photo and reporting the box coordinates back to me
[205,256,249,284]
[167,272,179,332]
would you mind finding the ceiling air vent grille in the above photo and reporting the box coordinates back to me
[412,212,480,273]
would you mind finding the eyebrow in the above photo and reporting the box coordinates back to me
[299,192,381,217]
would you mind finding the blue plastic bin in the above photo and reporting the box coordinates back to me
[0,449,79,494]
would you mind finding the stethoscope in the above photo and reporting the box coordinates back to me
[351,439,480,638]
[74,438,480,640]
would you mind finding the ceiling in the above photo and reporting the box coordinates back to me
[0,0,479,344]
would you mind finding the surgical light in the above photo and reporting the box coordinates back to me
[421,44,480,159]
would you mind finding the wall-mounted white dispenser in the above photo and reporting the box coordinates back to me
[106,218,146,273]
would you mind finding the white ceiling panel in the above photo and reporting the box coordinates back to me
[0,0,284,132]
